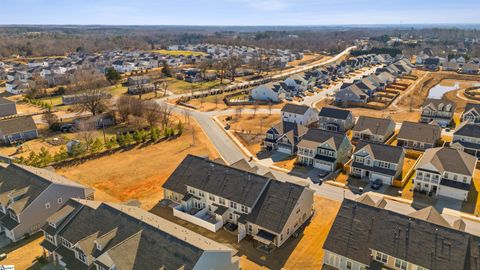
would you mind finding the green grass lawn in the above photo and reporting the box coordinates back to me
[151,49,206,57]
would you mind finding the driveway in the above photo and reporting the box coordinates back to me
[0,233,11,249]
[435,196,463,212]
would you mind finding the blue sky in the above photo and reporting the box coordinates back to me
[1,0,479,25]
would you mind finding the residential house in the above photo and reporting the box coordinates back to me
[0,116,38,144]
[460,63,480,74]
[420,98,456,127]
[413,147,477,200]
[251,82,287,102]
[41,199,239,269]
[461,103,480,124]
[0,163,93,242]
[397,121,441,150]
[281,103,318,126]
[284,73,310,92]
[162,155,314,248]
[318,107,354,133]
[443,61,460,71]
[0,98,17,117]
[350,143,405,185]
[297,129,352,172]
[335,84,370,104]
[127,76,149,86]
[323,196,480,270]
[424,57,442,71]
[451,122,480,158]
[263,121,307,155]
[352,116,395,143]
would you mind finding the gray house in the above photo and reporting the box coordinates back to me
[0,116,38,144]
[352,116,395,143]
[350,142,405,185]
[297,129,352,172]
[318,107,354,133]
[41,199,239,269]
[461,103,480,124]
[452,122,480,158]
[397,121,441,150]
[420,98,456,127]
[0,98,17,117]
[0,163,93,242]
[162,155,314,249]
[323,197,480,270]
[264,121,308,155]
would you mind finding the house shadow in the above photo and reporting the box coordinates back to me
[0,231,43,254]
[149,201,306,270]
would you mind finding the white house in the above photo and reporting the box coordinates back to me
[281,103,319,126]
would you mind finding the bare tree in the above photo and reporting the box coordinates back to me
[213,95,220,109]
[130,97,145,118]
[268,103,273,115]
[42,111,58,127]
[162,80,170,97]
[30,75,49,97]
[226,55,242,82]
[183,109,191,126]
[76,119,97,151]
[117,96,133,122]
[144,101,162,127]
[73,88,109,116]
[235,106,243,120]
[213,59,228,84]
[160,103,173,128]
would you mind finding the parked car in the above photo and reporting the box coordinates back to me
[371,179,383,190]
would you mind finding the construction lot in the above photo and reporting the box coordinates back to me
[151,195,340,270]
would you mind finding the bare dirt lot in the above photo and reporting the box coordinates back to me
[57,119,219,210]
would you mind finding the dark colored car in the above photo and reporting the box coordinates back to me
[371,179,383,190]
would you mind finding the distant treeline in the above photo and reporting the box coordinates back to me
[351,47,403,57]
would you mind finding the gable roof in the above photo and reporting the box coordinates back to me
[0,116,37,136]
[323,198,479,270]
[245,181,309,234]
[397,121,441,144]
[416,147,477,176]
[354,142,404,164]
[298,129,348,151]
[454,122,480,138]
[422,98,456,111]
[162,155,270,208]
[318,107,352,120]
[281,103,311,115]
[463,103,480,116]
[54,199,233,270]
[353,116,394,137]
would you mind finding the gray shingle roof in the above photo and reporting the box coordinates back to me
[353,116,394,137]
[318,107,352,120]
[0,116,37,136]
[54,199,233,270]
[245,180,309,234]
[416,147,477,176]
[397,121,441,145]
[355,142,404,164]
[298,129,348,151]
[323,199,479,270]
[162,155,270,208]
[281,103,311,115]
[455,122,480,138]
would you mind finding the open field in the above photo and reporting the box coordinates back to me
[150,49,206,57]
[151,195,340,270]
[183,91,284,112]
[167,78,222,94]
[57,119,219,210]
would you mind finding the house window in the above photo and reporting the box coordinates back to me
[395,258,408,270]
[209,195,215,201]
[375,251,388,263]
[416,266,428,270]
[219,198,225,205]
[248,224,252,233]
[57,198,63,204]
[46,233,55,244]
[453,175,458,181]
[198,191,205,198]
[230,201,237,209]
[77,252,88,264]
[346,260,353,270]
[463,176,468,183]
[241,205,248,213]
[62,238,72,249]
[45,202,51,209]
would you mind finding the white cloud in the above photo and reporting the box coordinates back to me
[234,0,289,11]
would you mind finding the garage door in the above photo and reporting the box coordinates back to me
[278,146,292,155]
[371,173,392,185]
[438,186,468,201]
[314,161,332,172]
